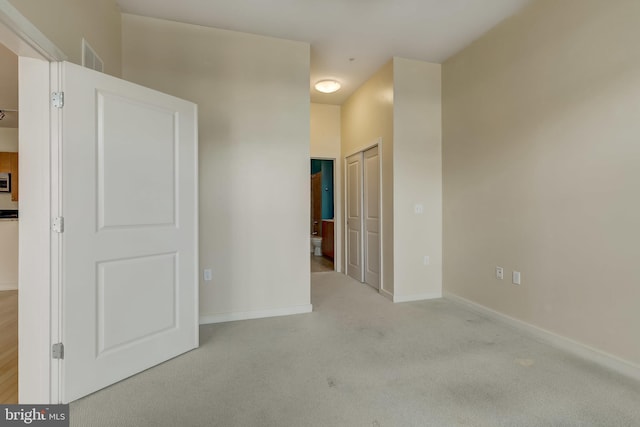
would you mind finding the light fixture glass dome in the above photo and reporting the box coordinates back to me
[314,80,341,94]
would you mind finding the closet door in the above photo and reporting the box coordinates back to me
[363,146,380,289]
[346,153,363,281]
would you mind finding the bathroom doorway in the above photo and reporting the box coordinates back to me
[310,158,335,273]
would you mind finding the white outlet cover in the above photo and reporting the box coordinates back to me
[414,204,424,214]
[423,256,430,265]
[204,269,212,281]
[496,266,504,280]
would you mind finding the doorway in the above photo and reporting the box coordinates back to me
[345,144,381,290]
[0,39,19,404]
[310,158,335,273]
[1,4,200,403]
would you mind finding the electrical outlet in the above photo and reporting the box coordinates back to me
[496,266,504,280]
[203,269,212,281]
[513,271,521,285]
[423,255,430,265]
[414,204,424,214]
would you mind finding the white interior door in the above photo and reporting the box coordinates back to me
[346,153,363,281]
[57,62,198,403]
[363,146,380,289]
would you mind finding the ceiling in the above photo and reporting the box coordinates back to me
[117,0,531,105]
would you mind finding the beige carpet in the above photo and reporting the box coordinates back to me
[71,273,640,426]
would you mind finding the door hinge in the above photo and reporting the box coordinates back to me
[52,216,64,233]
[51,92,64,108]
[52,343,64,360]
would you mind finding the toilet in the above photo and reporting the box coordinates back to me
[310,235,323,256]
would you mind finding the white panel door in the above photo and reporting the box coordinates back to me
[346,153,363,282]
[363,146,380,289]
[57,62,198,403]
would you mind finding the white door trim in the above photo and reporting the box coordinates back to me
[343,138,384,293]
[0,0,66,61]
[0,1,66,404]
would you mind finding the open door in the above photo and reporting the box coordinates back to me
[54,62,198,403]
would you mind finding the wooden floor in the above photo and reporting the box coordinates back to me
[0,290,18,403]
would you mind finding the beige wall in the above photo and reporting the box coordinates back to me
[341,60,394,294]
[311,104,340,159]
[443,0,640,366]
[0,127,17,152]
[310,103,342,271]
[122,14,311,319]
[0,42,17,110]
[9,0,122,76]
[393,58,442,300]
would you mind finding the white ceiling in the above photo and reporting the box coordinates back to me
[116,0,531,105]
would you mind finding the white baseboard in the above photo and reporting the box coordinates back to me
[379,288,393,301]
[444,292,640,382]
[393,292,442,303]
[0,282,18,291]
[200,304,313,325]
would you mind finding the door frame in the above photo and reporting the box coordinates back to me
[310,157,337,271]
[343,138,384,293]
[0,0,66,403]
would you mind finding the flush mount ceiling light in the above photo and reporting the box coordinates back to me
[314,80,341,94]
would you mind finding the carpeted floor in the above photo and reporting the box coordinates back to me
[71,273,640,426]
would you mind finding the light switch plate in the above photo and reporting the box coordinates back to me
[513,271,521,285]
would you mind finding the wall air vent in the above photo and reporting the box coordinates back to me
[82,38,104,73]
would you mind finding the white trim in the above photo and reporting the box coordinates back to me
[18,57,53,404]
[49,61,63,405]
[0,0,66,61]
[444,292,640,382]
[379,288,393,301]
[393,292,442,303]
[199,304,313,325]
